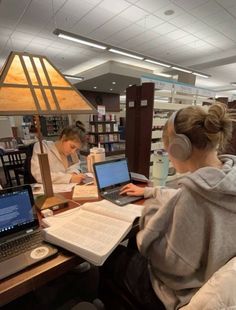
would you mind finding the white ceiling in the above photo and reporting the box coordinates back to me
[1,0,236,98]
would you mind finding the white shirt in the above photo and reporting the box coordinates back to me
[31,140,81,184]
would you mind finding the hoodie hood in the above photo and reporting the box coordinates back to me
[178,154,236,212]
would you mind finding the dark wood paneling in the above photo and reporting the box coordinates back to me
[137,83,154,177]
[125,83,155,178]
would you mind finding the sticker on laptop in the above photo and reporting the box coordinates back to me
[30,246,49,260]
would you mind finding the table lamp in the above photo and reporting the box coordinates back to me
[0,51,96,210]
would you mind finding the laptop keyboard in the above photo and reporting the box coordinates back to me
[104,189,123,200]
[0,231,43,262]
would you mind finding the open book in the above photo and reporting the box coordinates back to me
[42,200,144,266]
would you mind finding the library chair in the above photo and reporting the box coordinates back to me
[0,138,26,186]
[0,136,15,149]
[181,256,236,309]
[14,142,36,184]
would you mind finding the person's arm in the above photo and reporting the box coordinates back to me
[120,183,179,199]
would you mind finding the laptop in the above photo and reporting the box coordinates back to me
[0,185,58,280]
[93,158,143,206]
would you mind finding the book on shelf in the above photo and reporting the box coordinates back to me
[90,124,95,132]
[97,124,103,133]
[99,134,105,143]
[109,134,114,142]
[42,200,144,266]
[113,123,118,131]
[72,185,98,200]
[113,134,119,142]
[105,123,111,132]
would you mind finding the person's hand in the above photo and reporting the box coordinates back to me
[70,173,86,184]
[120,183,145,196]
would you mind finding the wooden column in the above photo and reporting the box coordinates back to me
[125,83,155,178]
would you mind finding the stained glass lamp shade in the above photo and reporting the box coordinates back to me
[0,51,96,209]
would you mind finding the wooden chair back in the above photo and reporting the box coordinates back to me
[0,137,14,149]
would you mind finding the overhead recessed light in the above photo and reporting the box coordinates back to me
[129,84,132,87]
[112,81,116,84]
[144,59,171,68]
[93,86,97,89]
[172,66,192,73]
[64,75,84,81]
[110,88,113,91]
[108,48,144,60]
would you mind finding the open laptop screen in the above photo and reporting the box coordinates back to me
[94,158,131,190]
[0,185,38,239]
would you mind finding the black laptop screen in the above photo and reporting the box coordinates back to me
[94,159,130,189]
[0,186,38,238]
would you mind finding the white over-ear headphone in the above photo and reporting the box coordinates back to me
[168,111,192,161]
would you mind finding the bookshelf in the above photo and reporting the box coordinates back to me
[40,115,69,137]
[83,114,125,156]
[125,79,216,179]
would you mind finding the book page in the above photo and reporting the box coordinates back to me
[43,209,131,265]
[81,200,144,223]
[42,200,144,228]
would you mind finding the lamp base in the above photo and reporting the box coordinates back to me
[35,194,68,211]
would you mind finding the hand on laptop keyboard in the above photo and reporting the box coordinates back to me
[120,183,145,197]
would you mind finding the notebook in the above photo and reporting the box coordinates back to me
[0,185,58,280]
[93,158,143,206]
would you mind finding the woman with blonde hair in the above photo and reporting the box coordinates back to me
[103,103,236,309]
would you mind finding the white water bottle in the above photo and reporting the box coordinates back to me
[152,149,169,186]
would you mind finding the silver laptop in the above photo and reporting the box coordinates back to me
[0,185,58,280]
[93,158,143,206]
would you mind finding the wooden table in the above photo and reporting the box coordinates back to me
[0,191,144,307]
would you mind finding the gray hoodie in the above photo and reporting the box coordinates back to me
[137,155,236,310]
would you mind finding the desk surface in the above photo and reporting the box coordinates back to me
[0,190,144,307]
[0,194,83,307]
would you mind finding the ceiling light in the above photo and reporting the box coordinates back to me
[157,73,172,78]
[144,59,171,68]
[54,29,107,50]
[108,48,144,60]
[64,75,84,81]
[58,33,107,49]
[53,29,210,80]
[93,86,97,89]
[192,72,210,79]
[110,88,113,91]
[129,84,132,87]
[172,66,192,73]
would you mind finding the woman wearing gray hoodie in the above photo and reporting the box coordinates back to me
[106,103,236,310]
